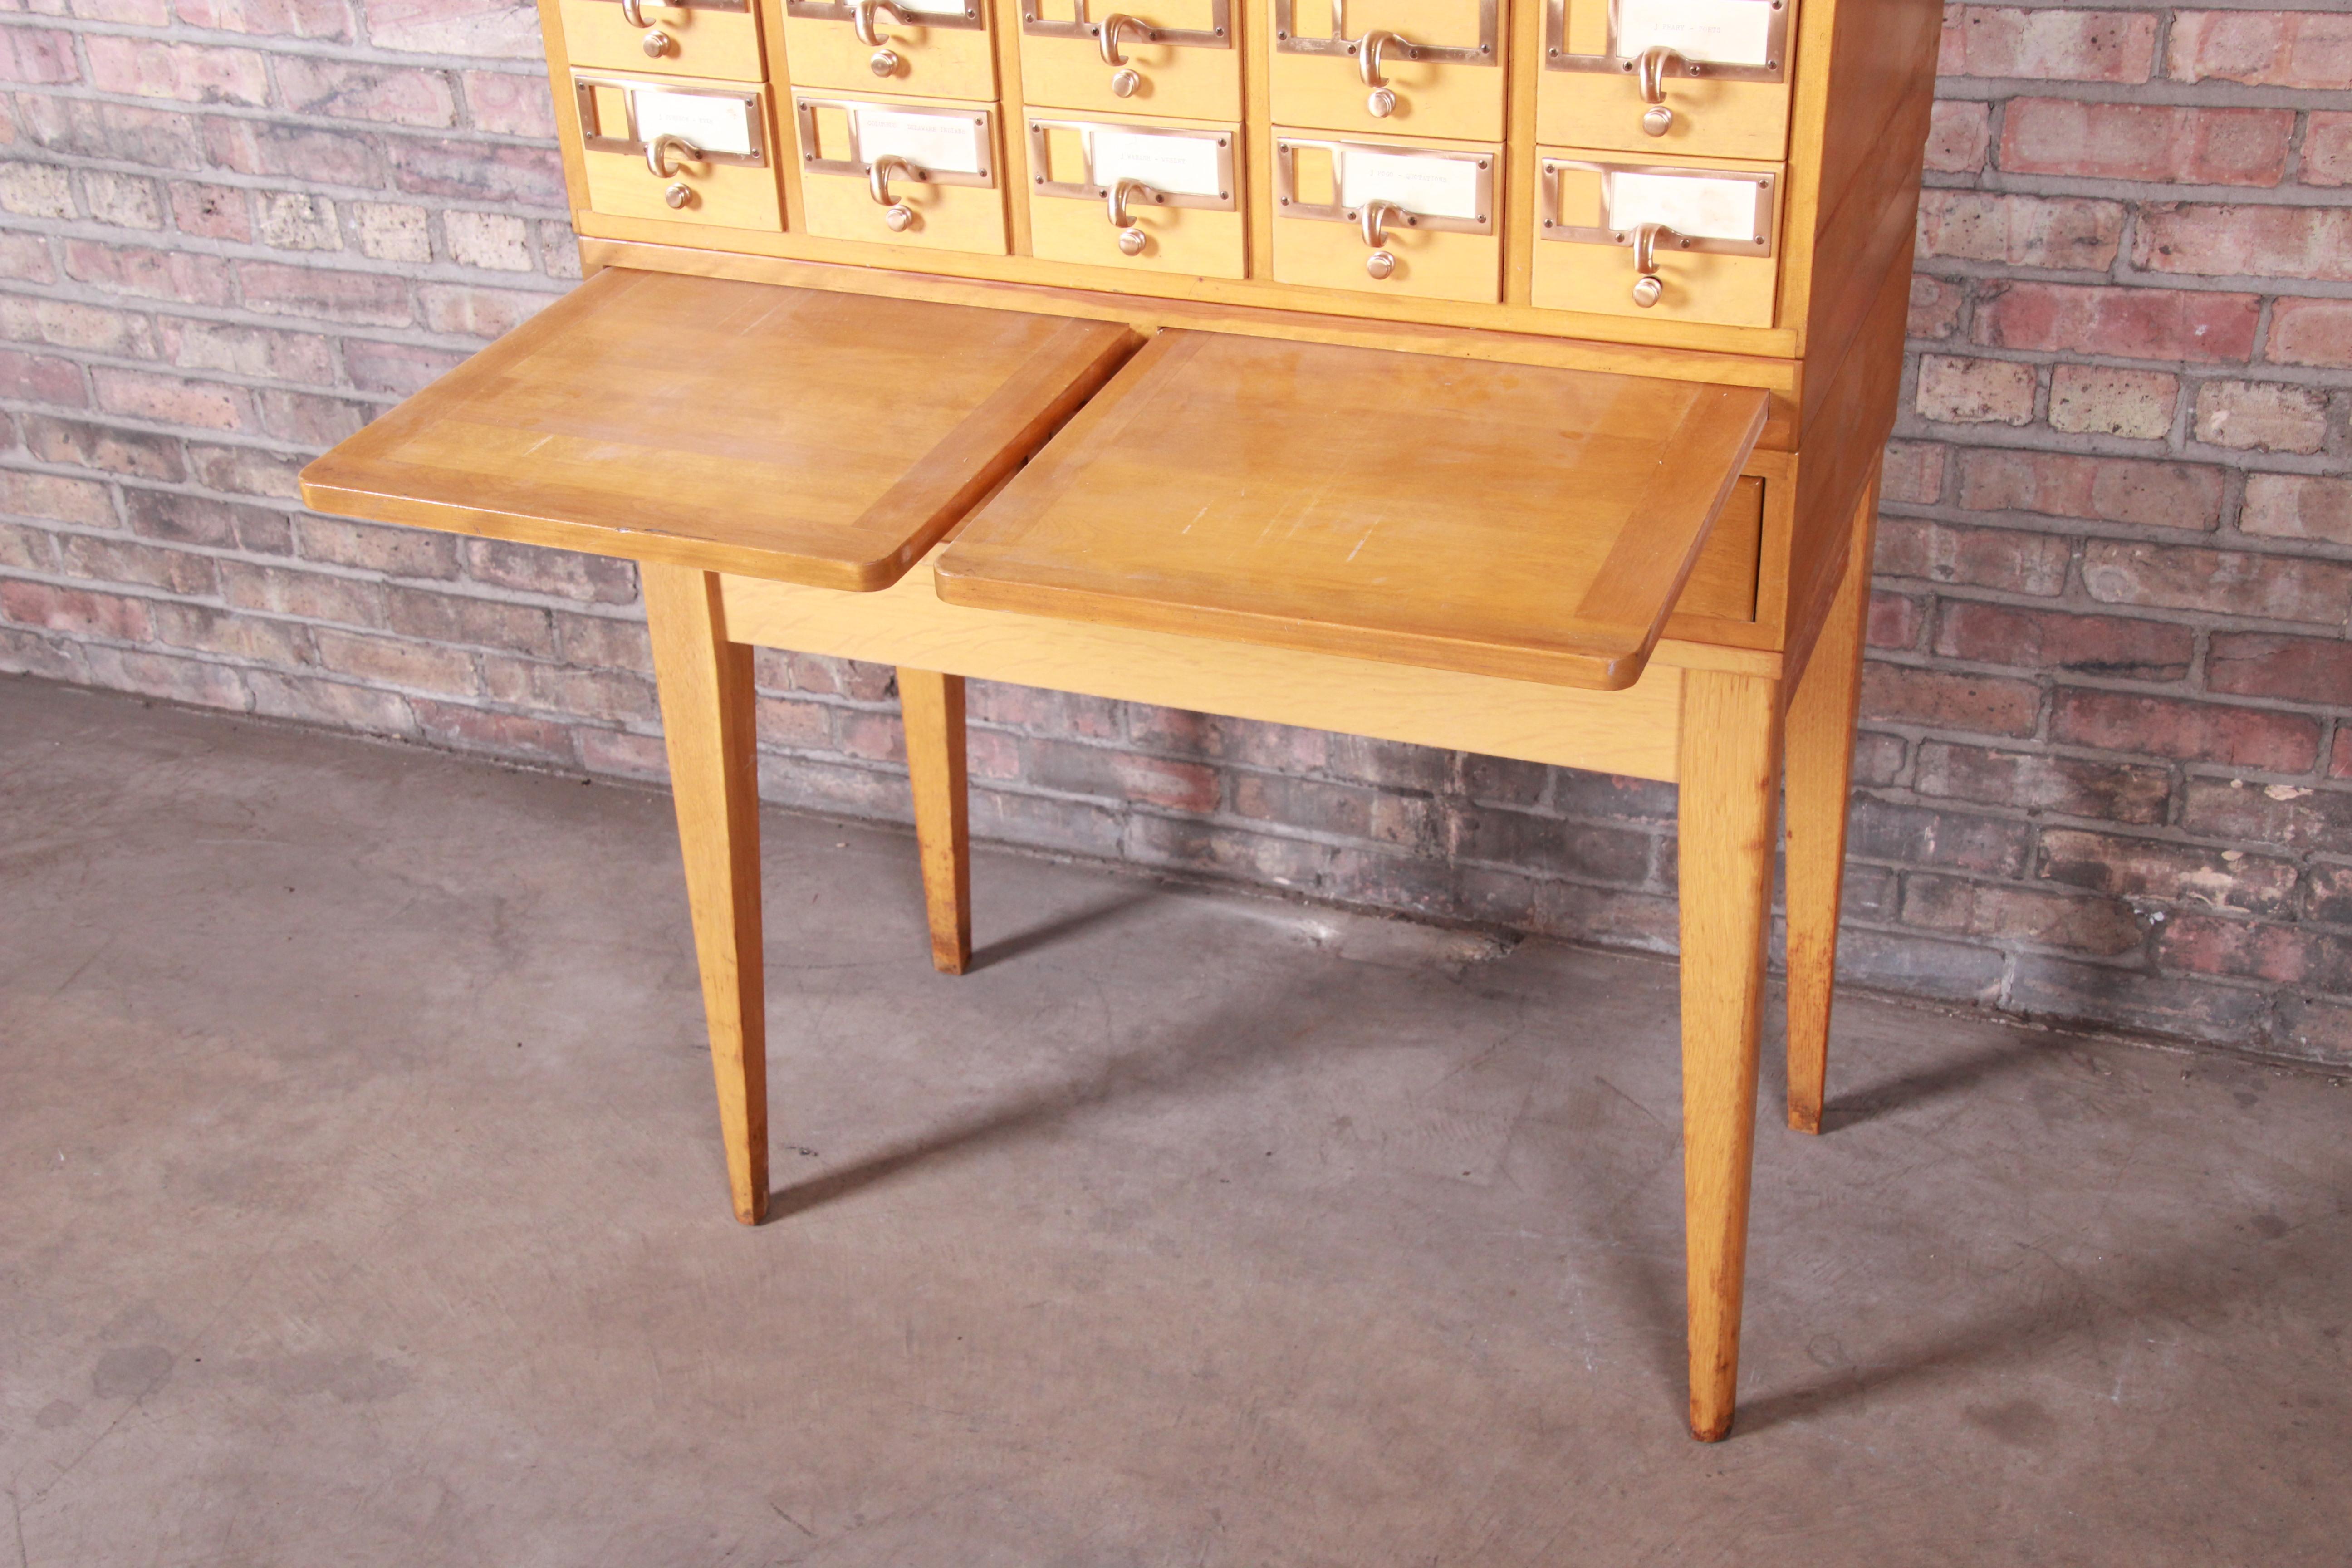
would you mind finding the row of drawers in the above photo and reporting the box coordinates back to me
[562,0,1795,162]
[579,78,1782,325]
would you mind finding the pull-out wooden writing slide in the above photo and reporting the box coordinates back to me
[299,268,1140,590]
[934,331,1770,690]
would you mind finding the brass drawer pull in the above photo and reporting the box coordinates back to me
[646,132,703,177]
[868,152,922,230]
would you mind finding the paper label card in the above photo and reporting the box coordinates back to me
[855,108,989,175]
[1612,0,1774,67]
[632,90,757,157]
[1337,150,1483,221]
[896,0,972,16]
[1089,130,1225,197]
[1605,171,1759,242]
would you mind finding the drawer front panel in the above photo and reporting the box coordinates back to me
[1538,0,1793,160]
[783,0,996,99]
[1271,131,1499,303]
[578,75,783,230]
[1268,0,1505,142]
[1019,0,1239,120]
[559,0,763,81]
[797,95,1010,253]
[1533,151,1780,326]
[1026,115,1245,276]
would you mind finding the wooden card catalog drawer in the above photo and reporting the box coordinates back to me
[796,95,1009,253]
[1539,0,1793,161]
[1019,0,1238,120]
[559,0,763,81]
[1026,115,1243,276]
[577,75,783,230]
[1533,152,1780,326]
[783,0,995,99]
[1269,0,1504,143]
[1272,131,1499,303]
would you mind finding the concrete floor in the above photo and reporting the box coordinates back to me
[2,676,2347,1567]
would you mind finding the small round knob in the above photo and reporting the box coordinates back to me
[883,202,916,232]
[1642,103,1673,137]
[642,28,671,54]
[869,46,900,75]
[1366,86,1396,118]
[664,181,693,209]
[1632,274,1663,307]
[1109,67,1141,97]
[1365,249,1397,280]
[1117,226,1147,256]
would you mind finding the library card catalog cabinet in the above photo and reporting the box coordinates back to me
[300,0,1945,1441]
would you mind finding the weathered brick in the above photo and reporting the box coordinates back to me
[2038,828,2297,916]
[343,338,462,396]
[538,221,581,281]
[313,627,478,695]
[2207,633,2352,707]
[1918,193,2124,271]
[0,27,79,85]
[2000,100,2293,186]
[577,726,668,783]
[2267,298,2352,369]
[1850,799,2033,877]
[187,441,303,498]
[1934,600,2192,681]
[387,139,565,205]
[84,37,270,107]
[1027,736,1221,813]
[255,388,368,445]
[173,0,352,39]
[82,644,248,710]
[0,346,89,406]
[483,657,657,723]
[349,201,432,263]
[2306,113,2352,189]
[0,521,52,573]
[54,532,217,595]
[2082,539,2352,627]
[1874,517,2070,595]
[553,610,652,675]
[2052,688,2320,772]
[92,366,250,431]
[1903,873,2145,955]
[2009,953,2274,1044]
[124,488,291,553]
[82,171,165,230]
[1915,739,2171,824]
[364,0,542,56]
[0,160,74,219]
[147,599,312,666]
[970,678,1121,738]
[444,210,534,272]
[461,537,636,604]
[418,283,556,338]
[1923,100,1990,174]
[167,181,251,241]
[274,58,456,128]
[217,560,382,625]
[2160,913,2351,992]
[65,241,235,307]
[237,262,411,327]
[463,71,554,137]
[0,297,157,358]
[1972,281,2257,363]
[0,626,88,682]
[755,693,832,749]
[1915,354,2036,426]
[203,120,382,186]
[1880,441,1945,505]
[0,579,152,640]
[1867,590,1921,650]
[381,583,553,654]
[247,669,414,734]
[157,316,336,384]
[1955,448,2222,531]
[21,415,187,482]
[2180,774,2352,850]
[2308,862,2352,925]
[1,470,114,526]
[1232,772,1380,838]
[2048,364,2176,439]
[1861,663,2041,737]
[1938,5,2155,81]
[2276,996,2352,1066]
[2240,475,2352,547]
[2192,380,2330,456]
[2134,205,2352,284]
[295,514,458,578]
[2166,9,2352,89]
[1907,275,1964,341]
[255,191,342,252]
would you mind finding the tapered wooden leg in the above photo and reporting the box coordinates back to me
[1678,666,1783,1442]
[643,563,768,1226]
[898,667,971,975]
[1784,472,1882,1136]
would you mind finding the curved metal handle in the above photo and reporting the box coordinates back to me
[1358,28,1411,88]
[646,133,702,178]
[854,0,909,46]
[1631,220,1680,275]
[619,0,649,26]
[1098,12,1149,66]
[868,152,919,206]
[1359,198,1406,249]
[1634,44,1685,104]
[1105,176,1152,228]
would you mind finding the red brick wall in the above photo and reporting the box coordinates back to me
[3,1,2347,1064]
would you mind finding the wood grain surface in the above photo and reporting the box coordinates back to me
[936,328,1769,688]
